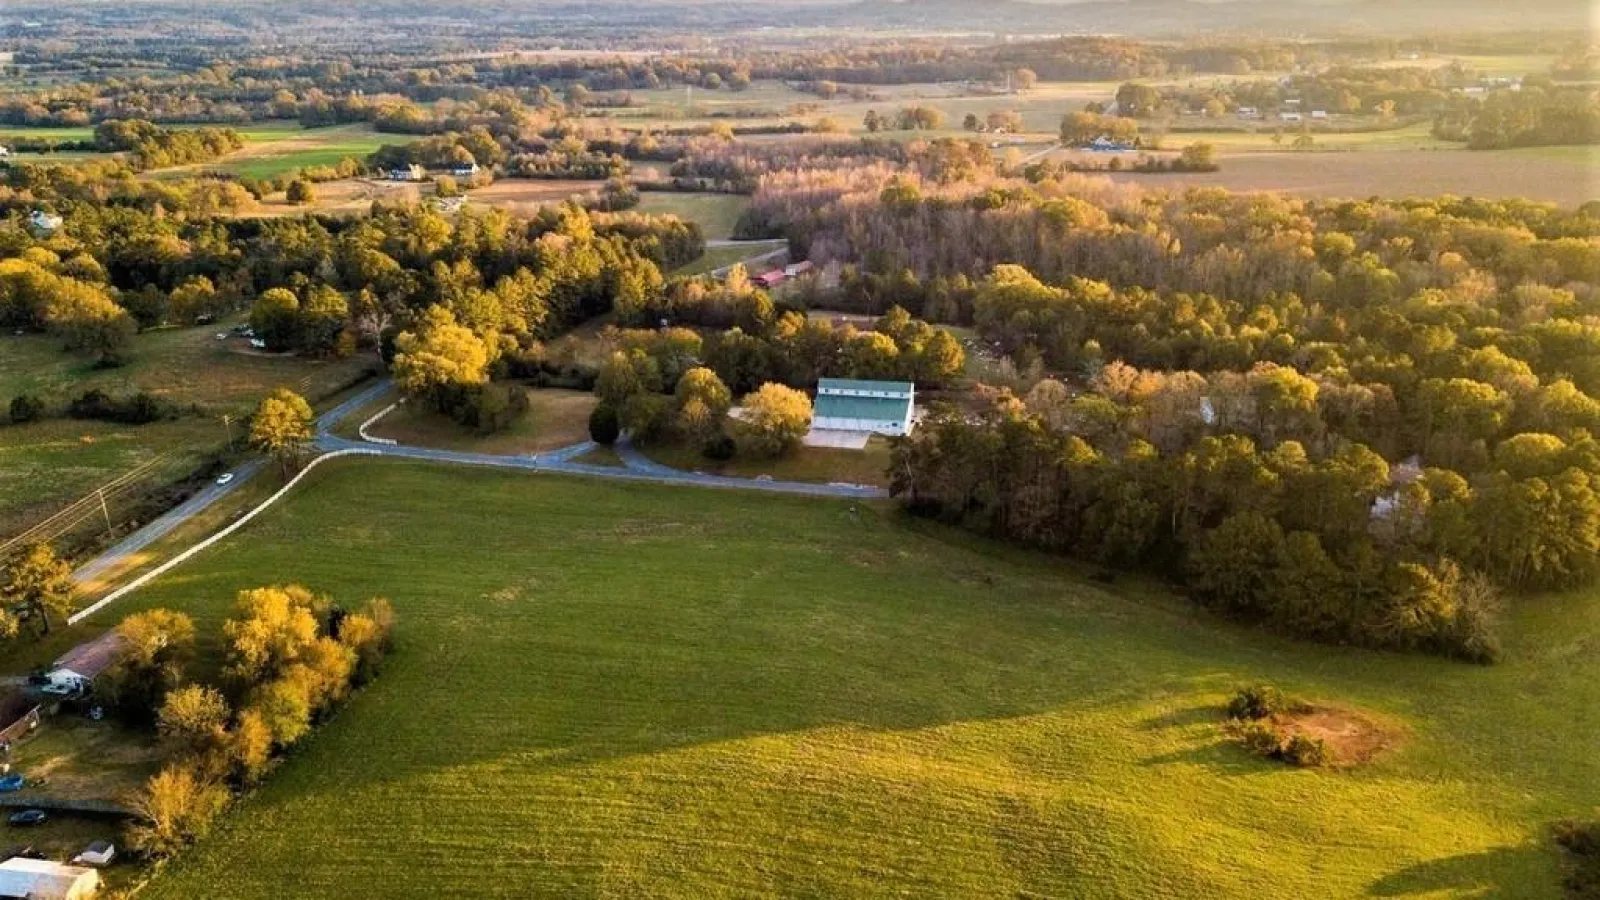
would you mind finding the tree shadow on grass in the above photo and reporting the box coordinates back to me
[1135,704,1267,774]
[1137,704,1219,731]
[1138,737,1267,775]
[1368,844,1558,899]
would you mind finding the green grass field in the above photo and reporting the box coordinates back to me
[632,192,751,240]
[213,123,410,179]
[0,125,96,142]
[641,436,892,486]
[0,121,410,177]
[80,460,1597,899]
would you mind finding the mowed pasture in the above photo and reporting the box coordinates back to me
[213,123,412,180]
[96,460,1596,900]
[632,191,751,240]
[0,326,372,535]
[367,388,597,454]
[246,177,434,217]
[463,177,609,215]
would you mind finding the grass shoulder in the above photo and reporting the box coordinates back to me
[365,388,596,455]
[636,435,893,487]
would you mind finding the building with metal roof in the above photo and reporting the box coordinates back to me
[805,378,915,449]
[45,632,126,695]
[0,858,101,900]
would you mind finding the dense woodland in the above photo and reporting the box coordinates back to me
[739,157,1600,661]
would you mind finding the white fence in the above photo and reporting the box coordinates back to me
[358,403,399,446]
[67,449,383,625]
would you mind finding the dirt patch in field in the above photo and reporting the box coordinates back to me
[1276,705,1400,767]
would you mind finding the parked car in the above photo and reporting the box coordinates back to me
[249,338,267,349]
[215,472,235,486]
[215,333,228,340]
[6,810,47,827]
[0,774,24,792]
[72,840,115,866]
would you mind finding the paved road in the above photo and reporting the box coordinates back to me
[315,433,887,499]
[710,247,789,279]
[72,458,265,586]
[312,380,885,499]
[70,380,391,587]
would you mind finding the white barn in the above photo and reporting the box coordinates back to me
[805,378,915,449]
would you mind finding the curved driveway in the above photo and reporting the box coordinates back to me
[77,378,886,587]
[314,381,886,500]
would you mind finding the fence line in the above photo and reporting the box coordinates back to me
[67,449,382,625]
[358,403,399,445]
[0,455,167,555]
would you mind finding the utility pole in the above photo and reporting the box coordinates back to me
[222,413,235,451]
[97,489,112,536]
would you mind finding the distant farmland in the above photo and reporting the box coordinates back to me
[1104,146,1600,206]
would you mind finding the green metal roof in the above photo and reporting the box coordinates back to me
[817,378,914,396]
[813,393,913,424]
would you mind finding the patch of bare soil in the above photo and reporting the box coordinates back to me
[1276,705,1400,767]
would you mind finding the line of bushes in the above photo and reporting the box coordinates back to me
[5,389,181,426]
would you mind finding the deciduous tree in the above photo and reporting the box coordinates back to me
[250,388,315,477]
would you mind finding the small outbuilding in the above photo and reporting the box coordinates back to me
[44,632,126,697]
[0,858,100,900]
[805,378,915,449]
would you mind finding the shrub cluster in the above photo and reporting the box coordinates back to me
[67,389,168,424]
[1224,684,1329,768]
[117,588,396,859]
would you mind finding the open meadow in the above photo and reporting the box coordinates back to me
[0,121,414,179]
[211,122,413,180]
[71,459,1598,900]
